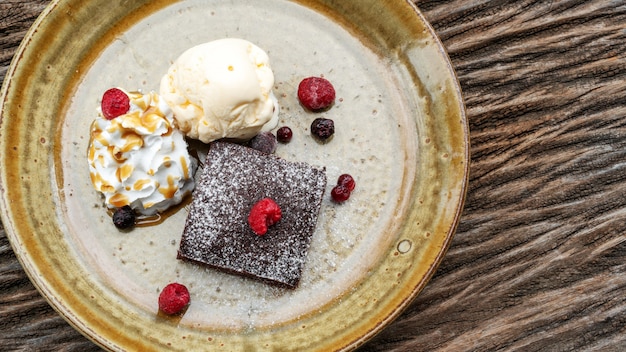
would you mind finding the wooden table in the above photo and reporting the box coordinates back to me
[2,0,626,350]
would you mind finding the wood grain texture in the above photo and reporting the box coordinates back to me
[2,0,626,351]
[363,1,626,351]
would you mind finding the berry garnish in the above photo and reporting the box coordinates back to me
[249,131,277,154]
[101,88,130,120]
[248,198,282,235]
[298,77,336,111]
[158,283,190,315]
[310,118,335,141]
[112,205,136,229]
[276,126,293,143]
[331,185,351,203]
[337,174,356,192]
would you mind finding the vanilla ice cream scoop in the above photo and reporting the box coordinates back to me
[88,89,196,216]
[160,38,279,143]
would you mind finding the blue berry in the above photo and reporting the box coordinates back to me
[249,132,277,154]
[113,205,136,229]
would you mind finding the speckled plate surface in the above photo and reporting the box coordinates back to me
[0,0,468,351]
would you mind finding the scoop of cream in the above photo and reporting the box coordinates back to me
[159,38,279,143]
[88,89,196,216]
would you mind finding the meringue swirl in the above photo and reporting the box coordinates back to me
[88,89,196,215]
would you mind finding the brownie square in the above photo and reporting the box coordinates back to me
[178,141,327,288]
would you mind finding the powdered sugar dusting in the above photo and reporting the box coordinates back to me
[178,141,326,288]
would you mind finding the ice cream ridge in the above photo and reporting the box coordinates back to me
[87,88,197,216]
[160,38,279,143]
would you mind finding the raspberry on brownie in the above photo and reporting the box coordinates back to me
[177,141,326,289]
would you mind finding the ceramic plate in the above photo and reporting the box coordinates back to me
[0,0,468,350]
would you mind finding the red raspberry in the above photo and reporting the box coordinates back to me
[101,88,130,120]
[158,283,190,315]
[337,174,356,192]
[331,185,351,203]
[248,198,282,235]
[297,77,335,111]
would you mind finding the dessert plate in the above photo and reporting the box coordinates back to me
[0,0,468,351]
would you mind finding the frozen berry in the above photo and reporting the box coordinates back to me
[331,185,351,203]
[248,198,282,235]
[249,131,277,154]
[158,283,190,315]
[298,77,335,111]
[310,118,335,141]
[338,174,356,192]
[101,88,130,120]
[112,205,135,229]
[276,126,293,143]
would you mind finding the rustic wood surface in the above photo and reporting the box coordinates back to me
[2,0,626,351]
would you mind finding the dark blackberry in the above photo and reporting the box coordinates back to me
[113,205,136,229]
[310,118,334,141]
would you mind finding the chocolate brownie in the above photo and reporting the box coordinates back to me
[177,141,327,288]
